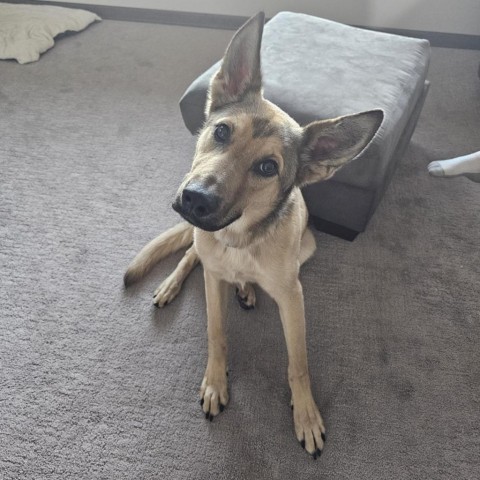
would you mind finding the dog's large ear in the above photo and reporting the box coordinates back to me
[296,110,384,186]
[207,12,265,114]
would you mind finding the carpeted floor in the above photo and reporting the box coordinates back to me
[1,19,479,480]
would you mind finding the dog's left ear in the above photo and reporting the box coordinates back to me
[207,12,265,114]
[296,109,384,186]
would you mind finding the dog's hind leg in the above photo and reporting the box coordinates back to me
[124,222,194,287]
[235,283,256,310]
[299,228,316,266]
[153,246,199,307]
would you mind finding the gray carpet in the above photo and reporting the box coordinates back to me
[1,19,479,480]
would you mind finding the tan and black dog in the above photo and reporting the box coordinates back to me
[124,12,383,458]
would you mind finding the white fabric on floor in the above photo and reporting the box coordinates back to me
[0,2,100,64]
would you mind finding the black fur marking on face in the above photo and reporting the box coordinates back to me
[252,117,278,138]
[173,198,242,232]
[204,175,217,188]
[249,185,295,239]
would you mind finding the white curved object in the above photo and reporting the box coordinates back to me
[0,2,100,64]
[428,150,480,183]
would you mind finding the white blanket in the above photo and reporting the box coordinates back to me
[0,2,100,64]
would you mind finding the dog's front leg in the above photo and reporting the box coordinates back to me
[200,270,229,420]
[272,278,326,458]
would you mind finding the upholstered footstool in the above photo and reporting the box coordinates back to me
[179,12,431,240]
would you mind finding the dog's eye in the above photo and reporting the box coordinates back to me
[214,123,231,143]
[254,159,278,177]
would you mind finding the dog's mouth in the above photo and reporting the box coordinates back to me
[172,198,241,232]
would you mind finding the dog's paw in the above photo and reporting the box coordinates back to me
[235,284,256,310]
[153,276,181,307]
[200,370,229,421]
[292,397,326,459]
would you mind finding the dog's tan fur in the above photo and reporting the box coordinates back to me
[125,12,383,458]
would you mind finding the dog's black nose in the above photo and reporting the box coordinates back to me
[181,184,220,219]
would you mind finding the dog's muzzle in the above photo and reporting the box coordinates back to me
[172,183,241,232]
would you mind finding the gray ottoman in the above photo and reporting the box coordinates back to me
[179,12,431,239]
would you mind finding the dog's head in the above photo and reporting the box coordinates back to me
[173,12,383,234]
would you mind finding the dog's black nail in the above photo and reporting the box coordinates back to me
[226,371,229,377]
[321,432,326,442]
[220,403,225,412]
[290,404,294,410]
[300,440,305,449]
[209,414,213,422]
[316,449,322,457]
[238,299,254,310]
[153,303,159,308]
[313,452,317,460]
[200,398,204,406]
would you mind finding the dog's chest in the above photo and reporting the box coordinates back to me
[196,236,261,285]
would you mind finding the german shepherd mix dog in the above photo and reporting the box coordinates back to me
[125,12,383,458]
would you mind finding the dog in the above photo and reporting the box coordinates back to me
[124,12,383,458]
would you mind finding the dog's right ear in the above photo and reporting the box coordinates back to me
[206,12,265,114]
